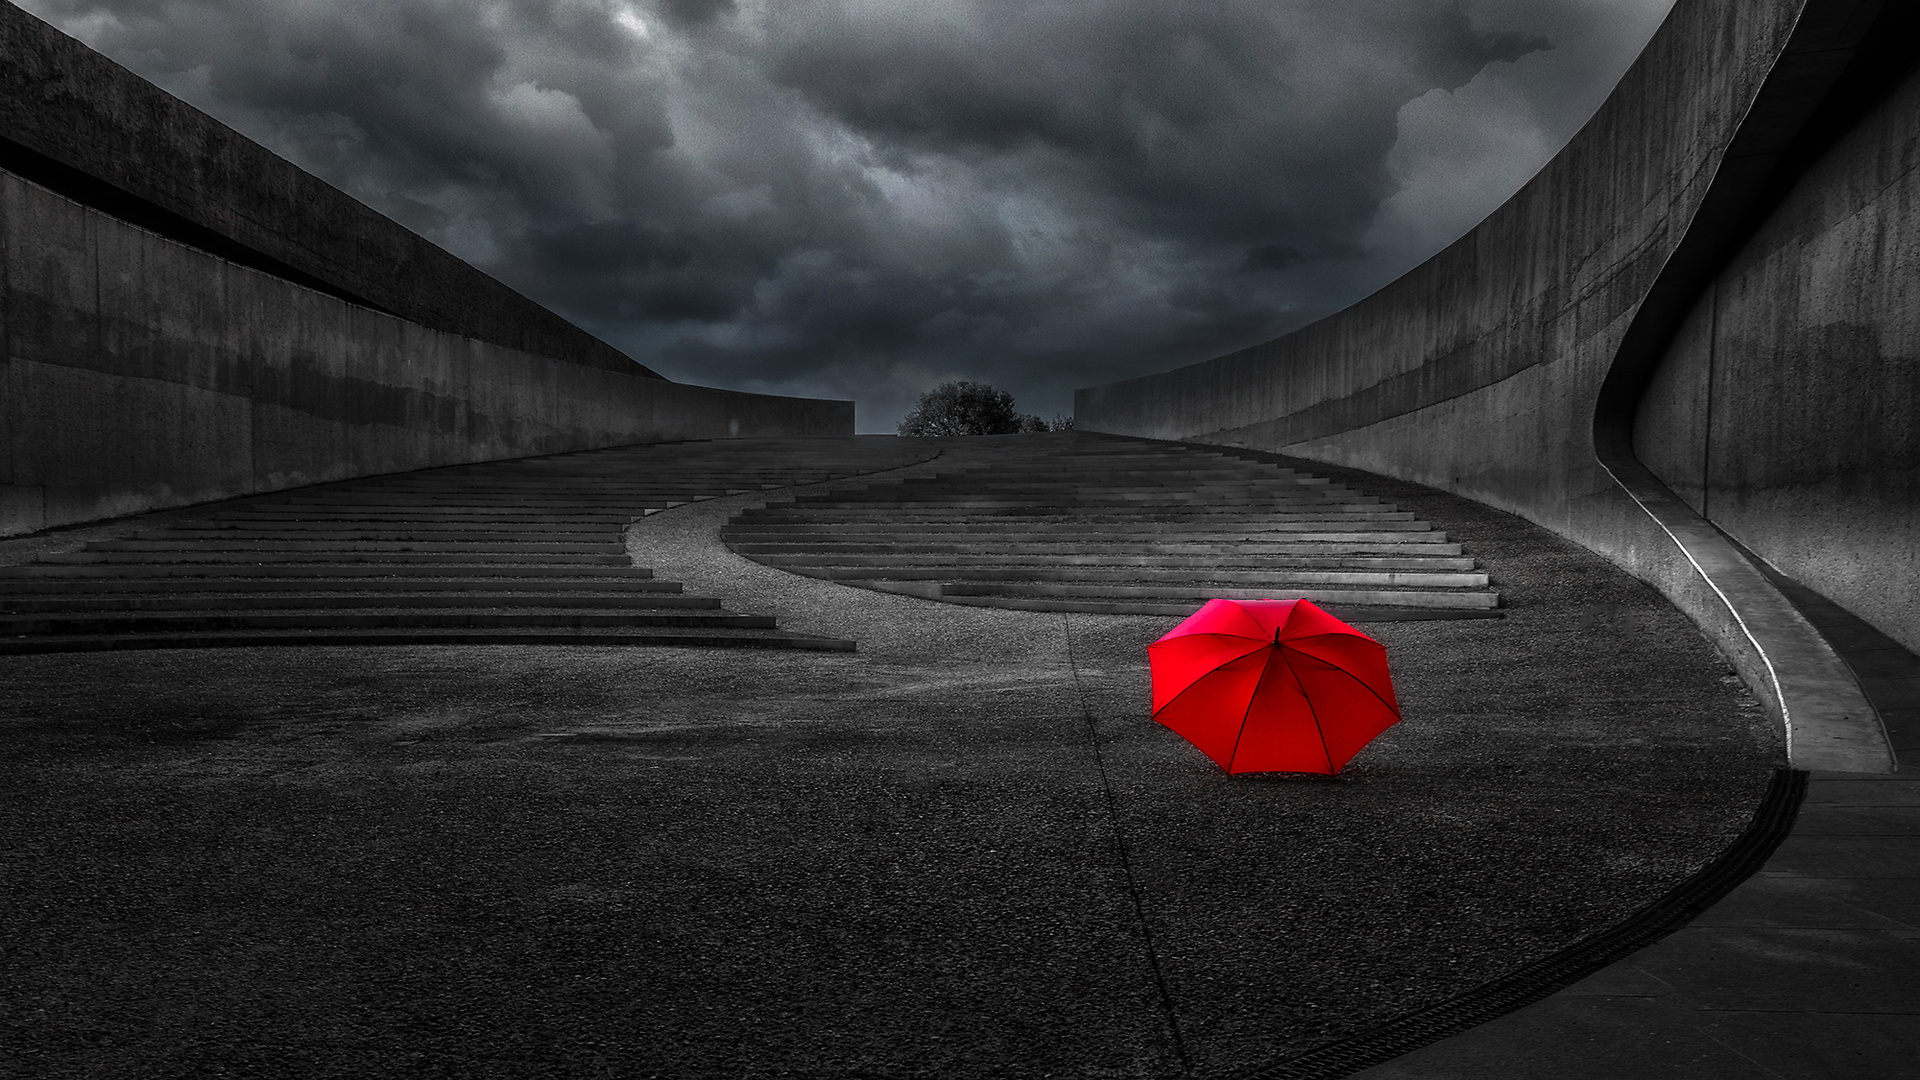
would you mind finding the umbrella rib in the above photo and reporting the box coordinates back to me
[1224,650,1272,774]
[1152,637,1271,718]
[1282,652,1337,774]
[1281,643,1402,717]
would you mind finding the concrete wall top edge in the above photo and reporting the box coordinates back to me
[1074,0,1809,423]
[2,159,856,537]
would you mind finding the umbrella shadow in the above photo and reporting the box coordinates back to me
[1219,761,1410,784]
[1222,770,1355,785]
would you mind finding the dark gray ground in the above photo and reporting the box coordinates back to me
[0,449,1782,1079]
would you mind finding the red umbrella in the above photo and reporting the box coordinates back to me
[1147,598,1400,774]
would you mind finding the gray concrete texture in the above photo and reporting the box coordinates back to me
[1074,0,1916,753]
[1634,54,1920,659]
[0,167,852,537]
[1352,769,1920,1080]
[0,0,651,378]
[0,448,1781,1077]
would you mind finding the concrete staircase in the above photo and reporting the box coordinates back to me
[0,438,934,653]
[722,433,1501,619]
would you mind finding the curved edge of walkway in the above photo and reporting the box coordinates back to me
[1593,440,1894,774]
[1585,0,1907,776]
[1239,768,1810,1080]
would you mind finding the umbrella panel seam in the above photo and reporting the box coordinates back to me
[1224,648,1276,774]
[1149,635,1274,717]
[1281,649,1338,775]
[1279,644,1402,718]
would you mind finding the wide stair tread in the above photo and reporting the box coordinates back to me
[724,434,1500,618]
[0,609,777,633]
[0,435,938,652]
[0,627,855,655]
[0,592,716,612]
[787,566,1488,588]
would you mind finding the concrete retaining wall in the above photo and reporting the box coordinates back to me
[0,167,851,536]
[1077,0,1913,760]
[1635,56,1920,656]
[0,0,655,377]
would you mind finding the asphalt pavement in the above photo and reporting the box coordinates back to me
[0,447,1783,1078]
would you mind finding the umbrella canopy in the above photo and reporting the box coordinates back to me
[1148,598,1400,774]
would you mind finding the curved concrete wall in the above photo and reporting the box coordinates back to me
[0,167,851,536]
[1077,0,1911,769]
[0,1,655,377]
[1635,57,1920,657]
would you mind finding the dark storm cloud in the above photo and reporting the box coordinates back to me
[17,0,1674,430]
[512,220,754,323]
[659,0,734,28]
[759,2,1550,286]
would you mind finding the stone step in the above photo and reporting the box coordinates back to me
[84,539,628,554]
[330,489,753,501]
[917,581,1498,609]
[722,521,1435,539]
[750,547,1470,567]
[914,465,1301,477]
[36,551,635,565]
[790,491,1337,507]
[0,593,719,613]
[0,608,775,636]
[728,536,1454,554]
[159,524,628,538]
[300,480,756,492]
[250,500,674,512]
[0,576,681,595]
[916,594,1504,621]
[783,566,1489,588]
[916,450,1222,461]
[899,459,1311,471]
[777,502,1364,515]
[360,474,784,485]
[732,531,1443,548]
[359,472,777,483]
[255,493,641,507]
[720,437,1499,617]
[723,512,1417,531]
[799,478,1340,492]
[0,564,658,580]
[875,481,1320,494]
[0,436,965,653]
[211,508,650,520]
[739,505,1388,521]
[847,578,1493,611]
[769,553,1480,572]
[900,480,1305,492]
[0,626,858,655]
[908,468,1212,478]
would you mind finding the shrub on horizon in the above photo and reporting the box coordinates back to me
[897,380,1060,436]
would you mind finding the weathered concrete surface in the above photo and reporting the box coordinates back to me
[1076,0,1911,769]
[1350,772,1920,1080]
[0,445,1780,1077]
[0,0,652,377]
[0,168,852,536]
[1636,52,1920,658]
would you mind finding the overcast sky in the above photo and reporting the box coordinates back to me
[20,0,1676,431]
